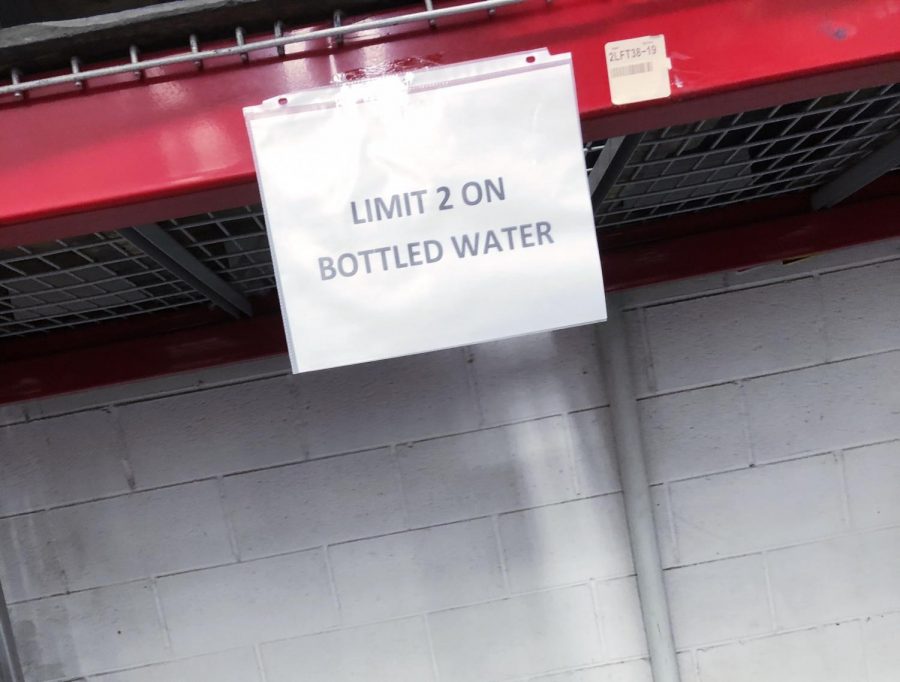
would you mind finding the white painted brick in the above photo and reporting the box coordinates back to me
[11,581,167,681]
[528,659,652,681]
[665,555,771,648]
[645,278,827,390]
[0,512,66,603]
[261,617,434,682]
[0,403,26,427]
[429,586,601,682]
[697,624,865,682]
[639,383,750,482]
[767,527,900,629]
[329,518,505,624]
[40,410,132,506]
[568,408,621,498]
[398,418,576,526]
[31,356,291,422]
[499,495,632,592]
[50,481,233,590]
[843,440,900,529]
[864,611,900,682]
[619,273,728,309]
[669,455,844,563]
[470,327,606,425]
[0,411,130,516]
[677,651,698,682]
[296,348,479,457]
[7,249,897,682]
[745,352,900,461]
[90,648,261,682]
[821,260,900,358]
[120,376,304,488]
[157,550,338,657]
[225,448,405,560]
[592,576,646,661]
[0,421,46,516]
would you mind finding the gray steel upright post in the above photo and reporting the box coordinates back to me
[0,579,23,682]
[597,301,681,682]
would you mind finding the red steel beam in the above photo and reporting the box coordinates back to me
[2,190,898,405]
[2,0,899,248]
[598,174,900,251]
[0,314,288,405]
[601,192,900,290]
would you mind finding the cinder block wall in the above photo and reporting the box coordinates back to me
[1,239,898,682]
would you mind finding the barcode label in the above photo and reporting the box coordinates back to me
[609,62,654,79]
[605,35,670,105]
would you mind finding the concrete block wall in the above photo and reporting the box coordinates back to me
[0,238,898,682]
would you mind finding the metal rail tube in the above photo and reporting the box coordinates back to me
[0,0,523,97]
[597,301,680,682]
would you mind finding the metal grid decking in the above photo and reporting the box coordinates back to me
[162,207,277,297]
[0,233,206,338]
[589,84,900,227]
[2,84,898,340]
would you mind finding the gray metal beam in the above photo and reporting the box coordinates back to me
[0,580,24,682]
[811,135,900,210]
[588,134,643,213]
[120,224,252,318]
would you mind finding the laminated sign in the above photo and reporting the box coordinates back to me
[245,50,606,373]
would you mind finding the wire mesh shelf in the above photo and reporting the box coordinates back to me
[0,233,206,338]
[2,83,898,339]
[589,83,900,227]
[161,206,278,297]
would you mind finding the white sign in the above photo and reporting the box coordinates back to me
[606,35,671,105]
[245,50,606,373]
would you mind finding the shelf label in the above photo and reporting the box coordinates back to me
[606,35,671,105]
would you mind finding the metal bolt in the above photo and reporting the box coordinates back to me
[424,0,437,28]
[190,34,203,69]
[236,27,249,63]
[71,57,84,89]
[274,21,286,57]
[10,69,24,100]
[129,45,143,79]
[333,10,345,47]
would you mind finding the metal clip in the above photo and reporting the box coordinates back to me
[332,10,345,47]
[236,27,249,63]
[129,45,143,79]
[274,21,286,57]
[71,57,84,89]
[10,69,24,100]
[190,34,203,69]
[424,0,437,28]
